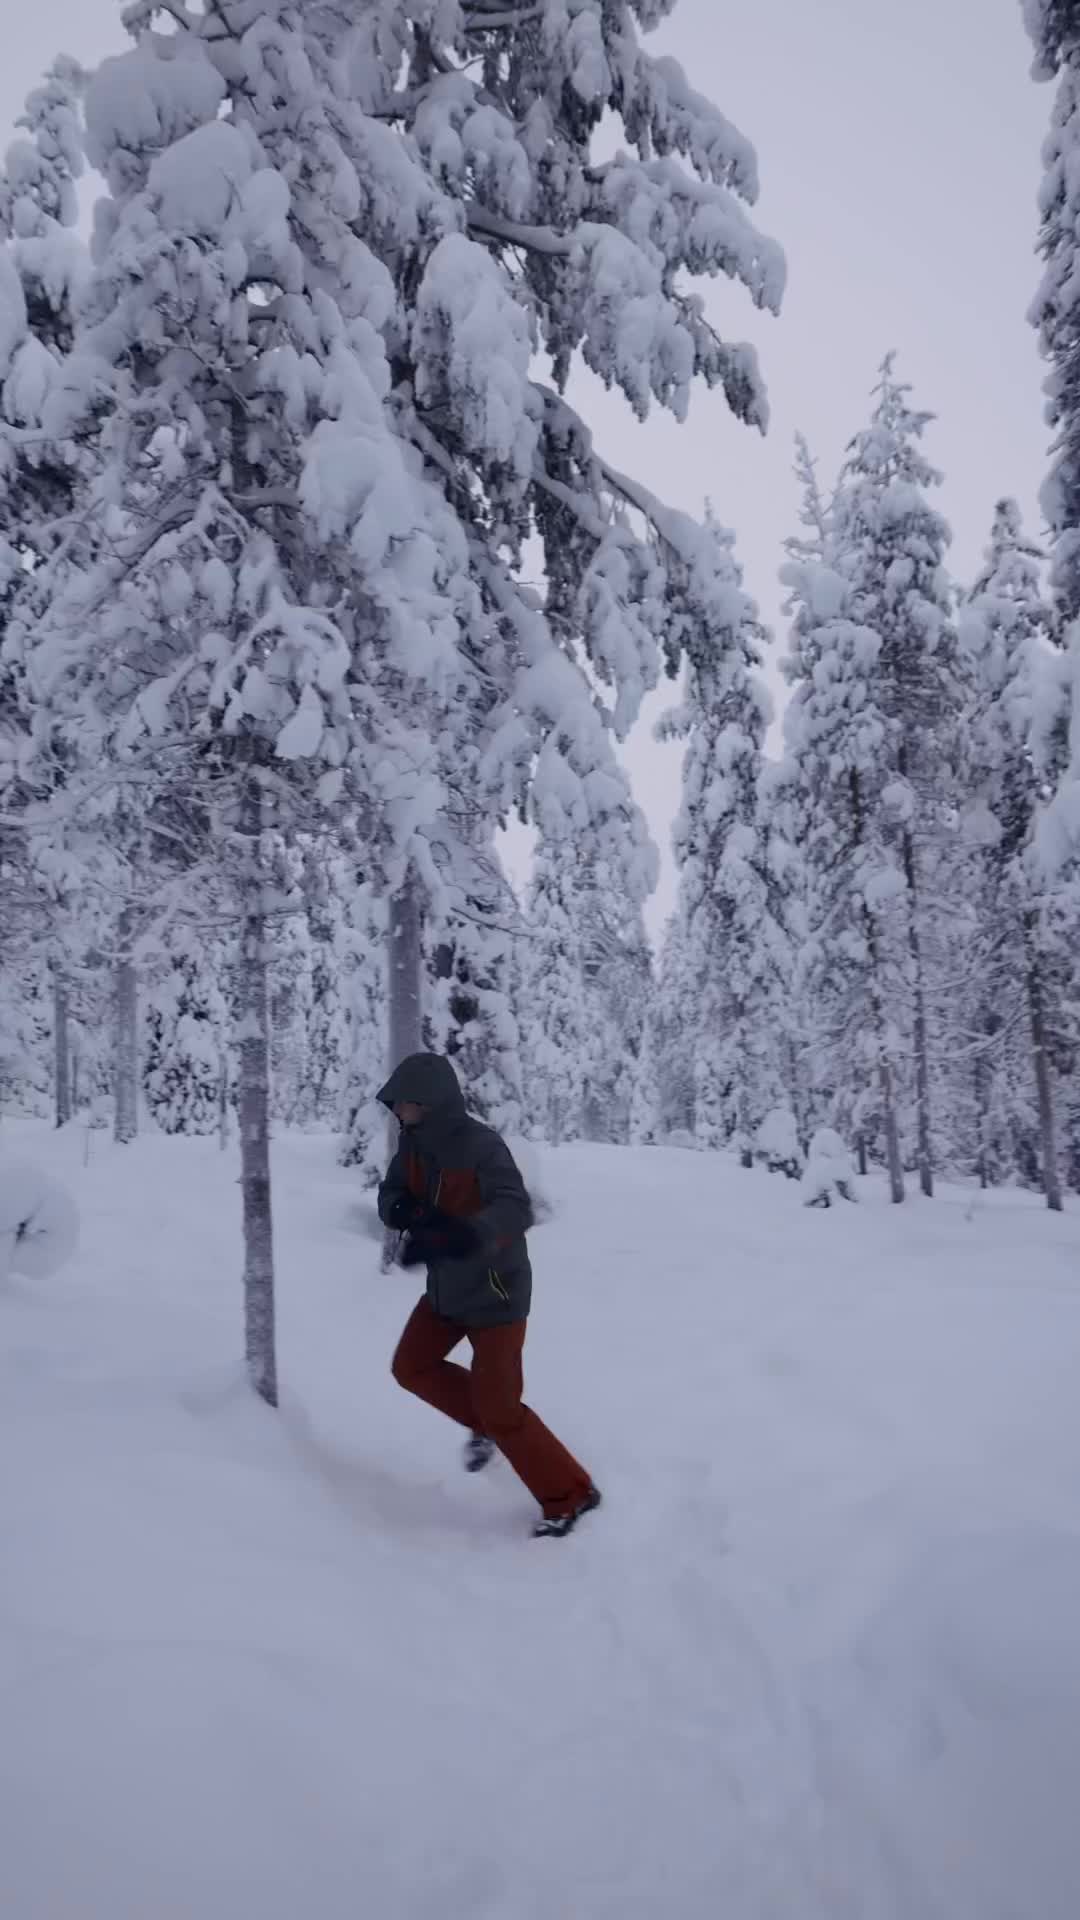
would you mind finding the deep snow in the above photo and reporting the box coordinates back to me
[2,1122,1080,1920]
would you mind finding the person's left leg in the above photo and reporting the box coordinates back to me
[467,1321,593,1520]
[391,1296,474,1428]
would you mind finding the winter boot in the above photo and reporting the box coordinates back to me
[532,1486,603,1539]
[464,1430,496,1474]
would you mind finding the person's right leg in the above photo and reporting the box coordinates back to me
[468,1321,594,1520]
[391,1296,475,1428]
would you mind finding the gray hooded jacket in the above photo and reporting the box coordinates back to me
[376,1053,533,1327]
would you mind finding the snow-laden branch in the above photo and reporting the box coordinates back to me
[463,3,545,27]
[466,207,572,257]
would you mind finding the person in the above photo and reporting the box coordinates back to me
[377,1051,600,1539]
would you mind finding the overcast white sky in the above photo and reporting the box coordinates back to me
[2,1,1054,933]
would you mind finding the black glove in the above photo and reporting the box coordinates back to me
[384,1192,424,1232]
[400,1212,480,1268]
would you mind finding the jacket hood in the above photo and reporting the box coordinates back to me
[377,1052,465,1116]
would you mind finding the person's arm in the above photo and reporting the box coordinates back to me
[473,1134,534,1249]
[377,1144,418,1230]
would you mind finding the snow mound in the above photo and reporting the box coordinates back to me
[801,1127,856,1207]
[756,1107,803,1177]
[0,1159,80,1280]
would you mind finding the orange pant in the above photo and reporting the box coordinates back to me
[392,1297,592,1519]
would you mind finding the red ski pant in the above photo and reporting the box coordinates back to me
[392,1297,592,1519]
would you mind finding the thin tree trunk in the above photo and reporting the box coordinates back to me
[383,864,424,1265]
[53,972,71,1129]
[786,1037,808,1157]
[737,1078,753,1169]
[388,862,424,1071]
[1024,915,1063,1214]
[238,775,278,1406]
[878,1057,904,1204]
[850,771,904,1203]
[974,1027,991,1191]
[113,911,138,1145]
[863,903,904,1204]
[901,827,933,1198]
[855,1131,868,1178]
[218,1056,230,1152]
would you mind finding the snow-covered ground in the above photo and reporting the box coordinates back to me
[3,1122,1080,1920]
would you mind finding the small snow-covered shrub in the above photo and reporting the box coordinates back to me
[0,1161,80,1280]
[756,1107,803,1179]
[802,1128,857,1208]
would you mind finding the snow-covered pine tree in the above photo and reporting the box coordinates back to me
[756,752,808,1146]
[628,1007,662,1146]
[357,0,787,1132]
[267,844,314,1129]
[426,825,523,1134]
[832,359,966,1198]
[354,0,786,909]
[339,877,388,1179]
[0,950,50,1116]
[782,442,907,1198]
[664,514,785,1162]
[784,369,965,1201]
[1027,0,1080,619]
[520,837,590,1145]
[0,65,93,1134]
[576,845,654,1145]
[143,920,229,1136]
[10,15,484,1403]
[520,814,655,1148]
[654,906,699,1141]
[295,851,351,1131]
[12,0,784,1392]
[1024,0,1080,1203]
[958,498,1065,1207]
[0,59,87,592]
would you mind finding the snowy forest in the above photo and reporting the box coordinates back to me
[3,0,1080,1376]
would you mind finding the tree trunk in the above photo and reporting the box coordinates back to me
[382,864,424,1265]
[863,902,904,1204]
[53,972,71,1129]
[218,1056,230,1153]
[388,863,424,1072]
[850,772,903,1202]
[786,1037,808,1157]
[1024,915,1063,1214]
[238,776,278,1406]
[113,912,138,1145]
[878,1057,905,1204]
[855,1131,868,1178]
[901,827,933,1198]
[975,1035,991,1191]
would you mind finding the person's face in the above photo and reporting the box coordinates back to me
[394,1101,426,1129]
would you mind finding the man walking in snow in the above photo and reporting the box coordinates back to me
[377,1052,600,1539]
